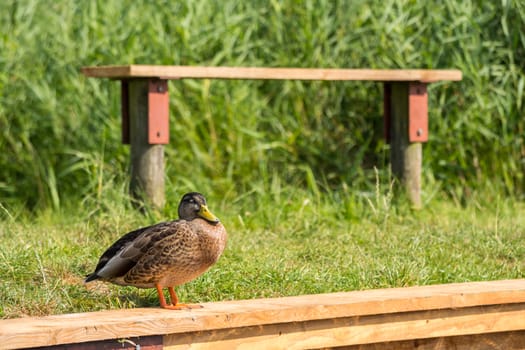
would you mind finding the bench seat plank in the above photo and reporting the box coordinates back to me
[81,65,462,82]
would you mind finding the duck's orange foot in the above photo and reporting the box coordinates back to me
[156,284,203,310]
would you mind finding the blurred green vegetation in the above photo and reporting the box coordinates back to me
[0,1,523,211]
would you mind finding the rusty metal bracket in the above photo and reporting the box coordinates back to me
[408,82,428,142]
[384,82,428,144]
[120,79,169,145]
[148,79,169,144]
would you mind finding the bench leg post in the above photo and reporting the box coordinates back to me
[127,79,168,209]
[385,82,428,208]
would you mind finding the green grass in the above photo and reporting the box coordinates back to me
[1,186,523,319]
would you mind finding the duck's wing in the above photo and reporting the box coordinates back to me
[86,221,178,281]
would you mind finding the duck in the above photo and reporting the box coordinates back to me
[85,192,227,310]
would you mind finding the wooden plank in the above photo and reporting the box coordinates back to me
[337,331,525,350]
[81,65,462,82]
[389,82,422,207]
[128,79,165,209]
[1,280,524,349]
[163,303,525,349]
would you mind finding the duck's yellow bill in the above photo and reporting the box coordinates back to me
[198,204,220,224]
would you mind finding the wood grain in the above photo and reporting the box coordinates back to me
[337,331,525,350]
[81,65,462,82]
[1,279,524,349]
[163,304,525,349]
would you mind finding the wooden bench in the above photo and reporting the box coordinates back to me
[81,65,462,208]
[2,279,524,349]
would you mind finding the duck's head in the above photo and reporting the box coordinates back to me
[178,192,220,224]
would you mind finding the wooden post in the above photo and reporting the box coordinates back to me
[387,82,424,208]
[127,79,166,209]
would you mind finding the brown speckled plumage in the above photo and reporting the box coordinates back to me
[85,192,227,309]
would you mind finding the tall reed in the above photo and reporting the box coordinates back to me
[0,0,523,210]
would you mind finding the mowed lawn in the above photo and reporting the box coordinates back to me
[1,191,523,319]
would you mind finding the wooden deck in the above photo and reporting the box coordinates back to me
[2,279,524,349]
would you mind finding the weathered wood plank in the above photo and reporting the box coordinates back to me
[337,331,525,350]
[163,304,525,349]
[81,65,462,82]
[1,280,524,349]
